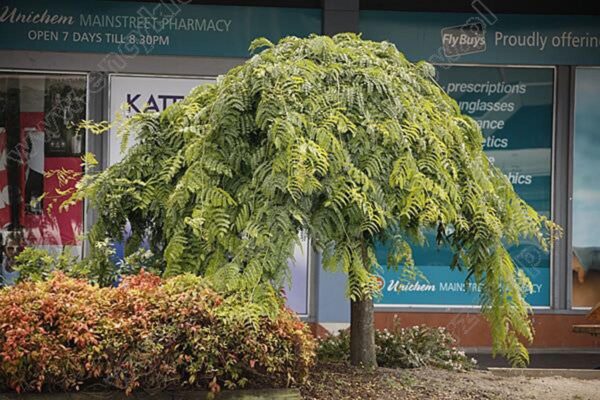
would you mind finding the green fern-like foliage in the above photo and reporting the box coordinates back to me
[74,34,558,366]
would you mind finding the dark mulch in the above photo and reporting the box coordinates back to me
[299,362,526,400]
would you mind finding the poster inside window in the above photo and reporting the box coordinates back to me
[0,73,86,286]
[572,67,600,308]
[375,66,554,307]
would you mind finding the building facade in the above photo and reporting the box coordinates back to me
[1,0,599,351]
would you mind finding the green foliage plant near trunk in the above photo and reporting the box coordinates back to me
[72,34,558,367]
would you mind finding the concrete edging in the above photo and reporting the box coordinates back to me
[0,389,301,400]
[488,367,600,380]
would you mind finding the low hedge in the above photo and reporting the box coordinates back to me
[0,272,315,394]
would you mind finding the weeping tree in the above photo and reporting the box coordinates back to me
[74,34,558,367]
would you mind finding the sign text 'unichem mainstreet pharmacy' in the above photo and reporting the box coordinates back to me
[375,66,553,307]
[361,10,600,65]
[0,0,320,57]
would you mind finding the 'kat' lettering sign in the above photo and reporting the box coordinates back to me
[108,74,214,165]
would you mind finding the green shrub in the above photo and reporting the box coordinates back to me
[10,243,161,287]
[11,247,55,282]
[0,272,315,394]
[10,243,120,286]
[317,322,476,371]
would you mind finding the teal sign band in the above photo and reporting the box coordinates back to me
[361,10,600,66]
[376,66,554,307]
[0,1,321,57]
[375,266,550,307]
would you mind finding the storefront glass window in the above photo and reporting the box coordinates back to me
[0,73,86,286]
[572,67,600,308]
[375,66,554,307]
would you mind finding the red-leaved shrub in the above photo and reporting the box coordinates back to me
[0,272,315,394]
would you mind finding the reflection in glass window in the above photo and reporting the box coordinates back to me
[375,66,554,307]
[0,73,86,286]
[573,68,600,308]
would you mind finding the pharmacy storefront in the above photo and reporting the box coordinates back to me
[356,8,600,348]
[1,0,600,349]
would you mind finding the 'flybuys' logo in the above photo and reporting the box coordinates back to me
[441,22,486,57]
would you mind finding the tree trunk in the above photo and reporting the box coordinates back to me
[350,239,378,368]
[350,296,377,368]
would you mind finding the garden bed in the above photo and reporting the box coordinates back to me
[4,365,598,400]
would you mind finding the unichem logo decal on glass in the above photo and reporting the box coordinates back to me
[441,22,486,57]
